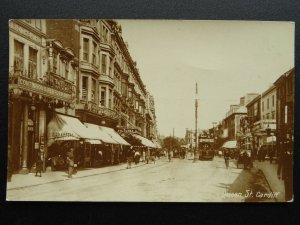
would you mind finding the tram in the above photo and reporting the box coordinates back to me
[198,136,215,160]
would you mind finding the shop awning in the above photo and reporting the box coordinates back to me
[84,123,119,144]
[47,113,100,146]
[222,140,237,149]
[85,139,102,144]
[153,140,162,148]
[131,134,156,148]
[99,126,130,146]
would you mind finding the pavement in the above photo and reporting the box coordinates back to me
[6,160,152,191]
[253,159,285,202]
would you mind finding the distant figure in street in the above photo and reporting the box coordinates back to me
[126,147,134,169]
[168,150,172,162]
[134,150,140,164]
[66,148,74,178]
[277,147,283,179]
[224,149,230,169]
[35,152,43,177]
[282,143,293,201]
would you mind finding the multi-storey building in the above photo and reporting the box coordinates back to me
[246,94,262,152]
[9,19,160,174]
[274,68,294,153]
[8,20,78,173]
[223,94,259,141]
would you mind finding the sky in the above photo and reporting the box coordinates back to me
[117,20,294,138]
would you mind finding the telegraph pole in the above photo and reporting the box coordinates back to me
[194,82,198,163]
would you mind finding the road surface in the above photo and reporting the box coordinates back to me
[7,157,274,202]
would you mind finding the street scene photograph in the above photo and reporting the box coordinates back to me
[7,19,294,202]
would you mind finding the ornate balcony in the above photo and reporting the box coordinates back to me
[9,70,75,102]
[76,100,120,121]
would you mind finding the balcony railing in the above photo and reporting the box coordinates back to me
[9,69,75,102]
[77,99,120,121]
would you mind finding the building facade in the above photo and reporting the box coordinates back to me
[8,19,160,174]
[274,68,294,153]
[8,19,78,173]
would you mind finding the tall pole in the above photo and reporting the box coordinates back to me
[194,82,198,163]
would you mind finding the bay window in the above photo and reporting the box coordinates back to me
[83,38,89,61]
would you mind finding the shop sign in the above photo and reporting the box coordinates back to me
[117,128,140,136]
[50,131,75,138]
[9,21,42,44]
[18,77,72,101]
[199,138,214,143]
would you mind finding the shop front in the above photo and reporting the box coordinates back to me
[47,113,101,170]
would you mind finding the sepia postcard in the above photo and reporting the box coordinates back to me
[7,19,294,202]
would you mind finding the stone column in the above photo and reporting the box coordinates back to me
[39,108,46,171]
[20,104,29,174]
[23,44,29,76]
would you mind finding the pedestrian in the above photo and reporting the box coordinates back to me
[35,152,43,177]
[126,147,134,169]
[282,146,293,201]
[66,148,74,178]
[134,150,140,164]
[168,150,171,162]
[224,149,230,169]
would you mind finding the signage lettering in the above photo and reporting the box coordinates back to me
[18,77,72,100]
[9,21,42,44]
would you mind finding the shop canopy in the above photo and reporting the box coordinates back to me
[84,123,119,144]
[99,126,130,146]
[131,134,157,148]
[153,140,162,148]
[47,113,100,146]
[222,140,237,149]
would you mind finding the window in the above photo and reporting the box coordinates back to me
[262,101,264,112]
[14,40,24,72]
[271,111,275,120]
[101,54,107,74]
[254,102,258,116]
[272,95,275,107]
[91,79,96,102]
[92,42,97,65]
[35,20,41,30]
[100,87,106,107]
[83,38,89,61]
[28,47,37,78]
[109,57,113,76]
[82,76,88,100]
[65,62,69,79]
[109,89,112,108]
[53,52,58,73]
[267,98,269,109]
